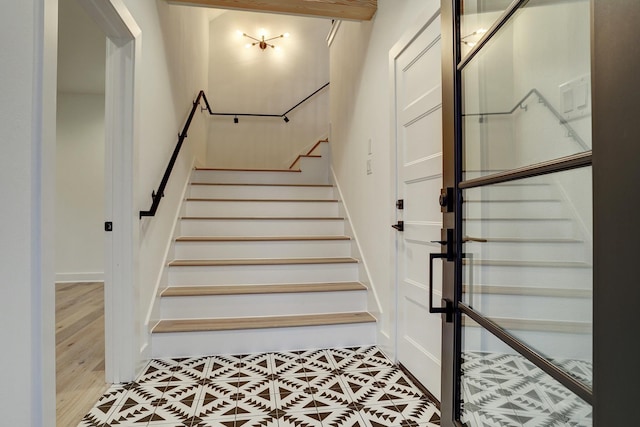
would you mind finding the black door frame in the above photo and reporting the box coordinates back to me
[439,1,640,425]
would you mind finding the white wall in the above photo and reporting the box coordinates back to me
[120,0,210,362]
[206,11,329,168]
[55,93,105,282]
[329,0,430,360]
[0,1,57,425]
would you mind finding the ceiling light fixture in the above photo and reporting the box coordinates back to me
[240,30,289,51]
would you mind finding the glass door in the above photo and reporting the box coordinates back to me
[439,1,593,425]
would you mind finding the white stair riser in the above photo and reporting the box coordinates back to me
[174,240,352,259]
[180,219,345,236]
[189,185,335,200]
[465,241,589,263]
[464,219,575,239]
[464,264,592,288]
[168,263,359,286]
[193,169,329,185]
[464,293,591,322]
[151,323,376,358]
[464,200,565,218]
[160,290,367,319]
[463,325,591,361]
[185,200,339,217]
[465,184,556,200]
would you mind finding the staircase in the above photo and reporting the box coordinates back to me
[462,176,592,362]
[151,141,376,358]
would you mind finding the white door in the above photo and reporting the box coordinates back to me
[393,10,443,399]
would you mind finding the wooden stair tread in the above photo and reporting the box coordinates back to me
[463,259,591,268]
[153,312,375,333]
[464,237,583,243]
[462,284,592,298]
[186,198,338,202]
[196,167,301,172]
[169,257,358,267]
[464,217,571,221]
[289,139,329,169]
[162,282,366,297]
[462,316,591,334]
[181,216,345,221]
[464,199,561,203]
[176,235,351,242]
[191,183,333,188]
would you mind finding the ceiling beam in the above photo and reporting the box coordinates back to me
[166,0,377,21]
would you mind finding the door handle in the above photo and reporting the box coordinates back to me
[429,252,453,322]
[391,221,404,231]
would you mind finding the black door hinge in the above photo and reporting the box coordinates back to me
[396,199,404,209]
[105,222,113,232]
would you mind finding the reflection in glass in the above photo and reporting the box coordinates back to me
[461,0,591,180]
[460,0,513,57]
[462,167,592,386]
[461,315,592,427]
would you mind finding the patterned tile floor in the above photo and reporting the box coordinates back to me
[460,352,592,427]
[78,346,441,427]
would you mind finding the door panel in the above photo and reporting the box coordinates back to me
[395,10,443,400]
[440,0,593,425]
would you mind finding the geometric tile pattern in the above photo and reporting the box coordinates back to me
[460,351,592,427]
[78,346,440,427]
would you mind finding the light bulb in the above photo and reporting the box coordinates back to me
[284,33,290,38]
[245,43,251,48]
[236,30,243,36]
[275,46,281,51]
[476,28,487,35]
[258,28,267,36]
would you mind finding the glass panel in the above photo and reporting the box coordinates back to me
[460,315,592,426]
[461,0,591,180]
[460,0,513,58]
[462,167,592,387]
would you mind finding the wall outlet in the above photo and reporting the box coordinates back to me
[366,159,372,175]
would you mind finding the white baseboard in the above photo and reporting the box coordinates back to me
[55,272,104,283]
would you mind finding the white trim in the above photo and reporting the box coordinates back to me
[143,157,196,343]
[55,272,105,283]
[326,20,342,47]
[80,0,141,383]
[330,167,384,322]
[388,1,441,363]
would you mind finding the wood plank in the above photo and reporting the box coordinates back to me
[289,155,322,170]
[169,257,358,267]
[175,235,350,242]
[196,167,301,172]
[191,183,333,187]
[186,198,338,202]
[462,284,592,298]
[165,0,377,21]
[181,216,345,220]
[463,259,591,268]
[162,282,366,297]
[153,312,376,333]
[462,316,592,334]
[56,282,108,427]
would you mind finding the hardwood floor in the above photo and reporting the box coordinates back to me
[56,282,108,427]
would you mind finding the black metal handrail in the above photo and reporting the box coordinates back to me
[463,88,589,151]
[139,91,212,218]
[139,83,330,218]
[208,82,330,120]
